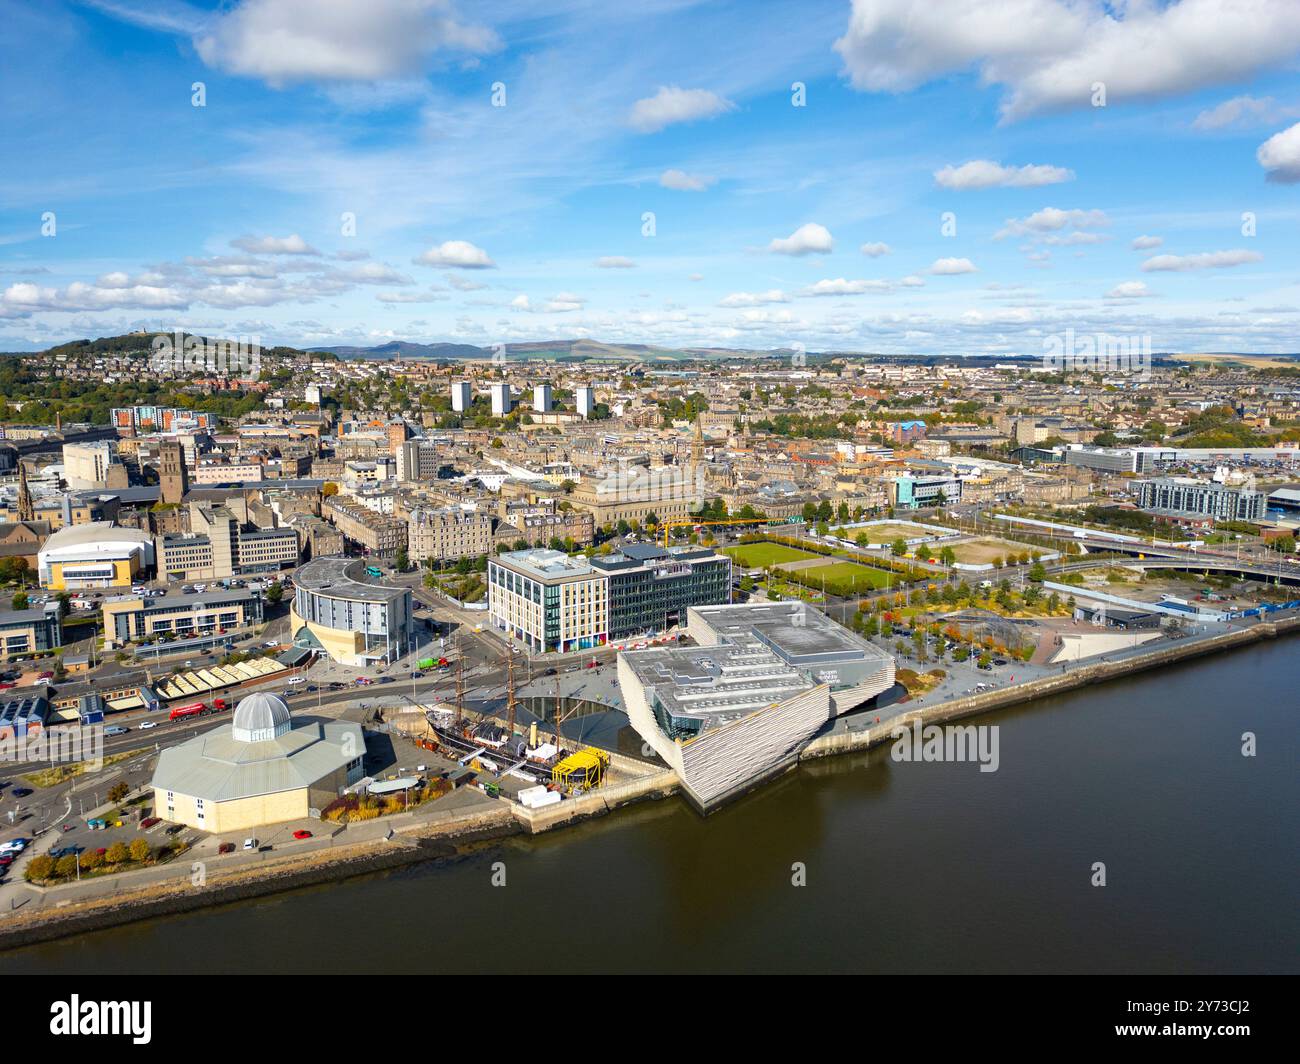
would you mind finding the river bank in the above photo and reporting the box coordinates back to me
[1,612,1294,953]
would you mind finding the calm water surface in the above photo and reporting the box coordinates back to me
[3,640,1296,973]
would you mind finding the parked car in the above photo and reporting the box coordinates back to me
[292,830,312,840]
[242,837,258,850]
[218,842,236,854]
[140,817,160,829]
[11,787,32,797]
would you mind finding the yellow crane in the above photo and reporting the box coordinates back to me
[658,517,778,549]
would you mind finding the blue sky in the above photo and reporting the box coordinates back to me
[2,0,1300,355]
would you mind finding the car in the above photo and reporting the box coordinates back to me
[138,720,158,730]
[305,684,318,692]
[286,676,305,686]
[60,822,75,832]
[11,786,32,797]
[242,837,258,850]
[104,725,129,736]
[218,842,236,854]
[411,671,423,679]
[0,854,13,867]
[140,816,160,829]
[292,829,312,840]
[50,845,83,859]
[377,676,395,684]
[165,824,184,835]
[327,682,345,691]
[993,658,1009,666]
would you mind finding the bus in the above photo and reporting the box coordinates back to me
[364,565,383,579]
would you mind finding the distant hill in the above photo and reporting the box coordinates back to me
[308,341,489,360]
[308,338,782,362]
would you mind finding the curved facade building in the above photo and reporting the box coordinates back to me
[289,556,414,666]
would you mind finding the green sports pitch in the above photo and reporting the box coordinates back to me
[722,542,818,567]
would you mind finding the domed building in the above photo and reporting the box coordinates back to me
[150,691,366,833]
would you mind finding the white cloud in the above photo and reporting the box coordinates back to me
[768,223,834,256]
[929,257,978,275]
[1141,249,1263,272]
[342,261,413,285]
[934,159,1074,189]
[659,169,716,191]
[1257,121,1300,183]
[802,278,894,296]
[1193,95,1297,131]
[194,0,500,85]
[859,241,891,257]
[415,240,496,268]
[230,233,320,255]
[1131,234,1164,250]
[447,274,488,291]
[1107,281,1152,298]
[834,0,1300,122]
[377,288,447,303]
[718,290,791,307]
[595,256,637,268]
[996,207,1108,239]
[629,86,735,133]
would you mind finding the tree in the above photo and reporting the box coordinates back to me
[265,583,284,605]
[106,842,129,865]
[322,482,339,497]
[108,781,129,803]
[940,545,956,566]
[10,591,28,611]
[645,511,659,528]
[1028,561,1047,583]
[890,538,907,557]
[128,838,151,863]
[395,548,409,571]
[55,854,78,879]
[26,854,54,882]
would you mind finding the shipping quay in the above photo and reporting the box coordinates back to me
[1,605,1298,951]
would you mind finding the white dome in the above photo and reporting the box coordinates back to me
[231,691,292,742]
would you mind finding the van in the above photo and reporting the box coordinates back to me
[286,676,305,686]
[104,725,129,736]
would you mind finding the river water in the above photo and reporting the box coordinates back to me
[3,639,1296,973]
